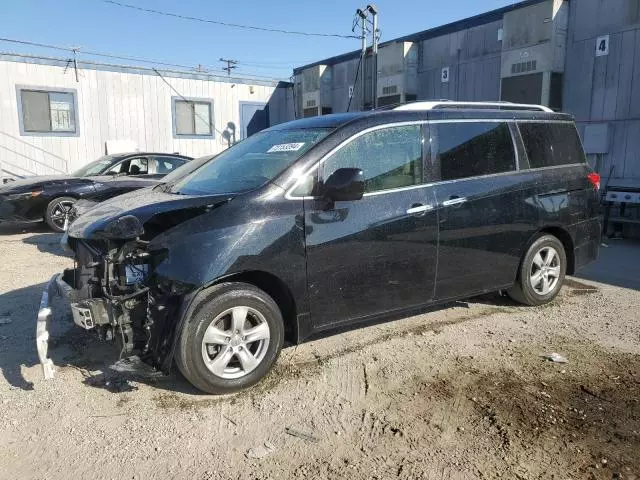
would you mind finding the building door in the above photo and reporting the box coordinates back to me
[240,102,269,139]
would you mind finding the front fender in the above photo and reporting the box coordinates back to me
[149,198,308,371]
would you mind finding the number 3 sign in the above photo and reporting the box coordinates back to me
[441,67,450,83]
[596,35,609,57]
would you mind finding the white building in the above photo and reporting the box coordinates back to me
[0,53,294,179]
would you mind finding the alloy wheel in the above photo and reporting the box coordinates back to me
[49,200,75,231]
[529,246,561,295]
[201,306,271,379]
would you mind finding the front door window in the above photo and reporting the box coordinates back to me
[322,125,423,193]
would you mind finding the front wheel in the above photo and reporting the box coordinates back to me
[175,282,284,394]
[45,196,76,232]
[508,234,567,306]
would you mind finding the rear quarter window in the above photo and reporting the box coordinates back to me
[518,122,586,168]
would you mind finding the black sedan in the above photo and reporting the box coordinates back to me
[69,153,215,222]
[0,152,191,232]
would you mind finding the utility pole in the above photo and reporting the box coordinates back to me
[219,58,238,76]
[356,8,367,111]
[367,4,379,109]
[64,47,80,82]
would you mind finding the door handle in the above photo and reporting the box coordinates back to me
[442,196,467,207]
[407,204,434,215]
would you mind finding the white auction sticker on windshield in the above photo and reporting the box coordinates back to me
[267,142,305,153]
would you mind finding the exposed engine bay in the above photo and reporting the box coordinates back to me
[62,232,180,372]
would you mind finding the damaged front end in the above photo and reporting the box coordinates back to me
[60,224,186,373]
[37,190,232,380]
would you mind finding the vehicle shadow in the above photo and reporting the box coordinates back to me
[0,282,51,390]
[0,281,200,394]
[575,239,640,290]
[0,221,48,235]
[22,233,72,258]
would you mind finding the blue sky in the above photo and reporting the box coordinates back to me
[0,0,519,79]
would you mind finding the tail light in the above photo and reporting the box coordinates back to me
[587,172,601,191]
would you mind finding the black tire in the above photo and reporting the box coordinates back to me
[45,196,76,232]
[175,282,285,394]
[508,234,567,306]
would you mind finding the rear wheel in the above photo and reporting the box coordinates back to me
[175,282,284,394]
[45,196,76,232]
[508,234,567,306]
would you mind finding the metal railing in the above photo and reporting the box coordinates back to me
[394,101,553,112]
[0,130,69,181]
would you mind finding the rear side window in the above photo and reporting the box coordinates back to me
[519,122,586,168]
[432,122,515,181]
[152,156,186,174]
[322,125,423,193]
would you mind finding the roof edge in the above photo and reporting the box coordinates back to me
[293,0,552,74]
[0,52,293,88]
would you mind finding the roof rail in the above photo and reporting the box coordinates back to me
[394,101,553,113]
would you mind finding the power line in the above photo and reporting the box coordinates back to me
[101,0,360,39]
[0,37,289,80]
[236,59,317,66]
[347,54,363,112]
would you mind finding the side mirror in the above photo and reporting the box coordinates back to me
[323,168,365,202]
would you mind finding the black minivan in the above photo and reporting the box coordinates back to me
[37,102,601,394]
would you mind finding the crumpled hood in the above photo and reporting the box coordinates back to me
[67,188,233,239]
[0,175,84,194]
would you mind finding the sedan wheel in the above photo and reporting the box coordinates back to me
[45,197,77,232]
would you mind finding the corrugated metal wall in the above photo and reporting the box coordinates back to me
[411,20,503,102]
[0,56,294,176]
[318,19,505,113]
[564,0,640,186]
[292,0,640,187]
[331,58,361,112]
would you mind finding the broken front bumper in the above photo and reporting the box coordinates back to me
[35,273,75,380]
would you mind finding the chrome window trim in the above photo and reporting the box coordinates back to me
[363,182,433,197]
[509,122,522,170]
[285,119,580,201]
[290,163,587,200]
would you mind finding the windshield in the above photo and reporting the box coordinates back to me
[171,128,330,195]
[162,155,213,183]
[73,156,114,177]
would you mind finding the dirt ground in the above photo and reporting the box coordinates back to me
[0,223,638,480]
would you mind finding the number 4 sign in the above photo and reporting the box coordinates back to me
[596,35,609,57]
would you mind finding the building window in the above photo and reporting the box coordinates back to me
[172,97,214,138]
[17,87,78,136]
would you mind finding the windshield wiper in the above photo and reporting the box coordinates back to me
[153,182,178,193]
